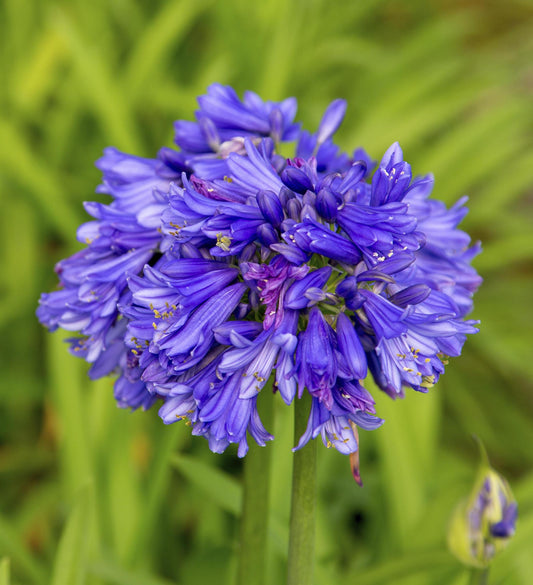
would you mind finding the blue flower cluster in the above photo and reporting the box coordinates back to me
[38,84,481,461]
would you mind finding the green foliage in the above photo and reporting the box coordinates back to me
[50,484,92,585]
[0,558,11,585]
[1,0,532,583]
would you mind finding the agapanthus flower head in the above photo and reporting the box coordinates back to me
[38,83,481,473]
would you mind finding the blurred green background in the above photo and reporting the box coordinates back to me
[1,0,532,583]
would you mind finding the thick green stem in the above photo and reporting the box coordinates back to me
[237,385,274,585]
[469,567,490,585]
[287,392,317,585]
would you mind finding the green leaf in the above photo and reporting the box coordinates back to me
[51,8,142,153]
[172,454,241,516]
[47,332,93,499]
[126,423,187,564]
[0,516,47,585]
[88,561,175,585]
[0,119,80,241]
[123,0,213,101]
[50,483,93,585]
[172,452,288,557]
[342,550,458,585]
[368,377,441,550]
[0,558,10,585]
[104,416,144,564]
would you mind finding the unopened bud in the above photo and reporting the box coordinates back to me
[448,465,517,568]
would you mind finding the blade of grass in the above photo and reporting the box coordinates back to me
[257,0,301,99]
[88,561,176,585]
[0,196,38,320]
[51,483,92,585]
[0,515,47,585]
[12,29,66,114]
[47,332,92,498]
[0,558,9,585]
[51,8,143,153]
[470,232,533,273]
[342,550,458,585]
[104,415,144,564]
[172,454,241,516]
[0,119,80,241]
[417,100,525,183]
[123,0,212,101]
[126,423,187,565]
[470,151,533,223]
[368,378,440,550]
[172,452,288,556]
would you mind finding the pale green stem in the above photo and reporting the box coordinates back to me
[287,392,317,585]
[469,567,490,585]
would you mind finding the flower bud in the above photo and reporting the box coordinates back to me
[316,188,340,222]
[281,166,314,194]
[257,190,284,227]
[257,223,278,247]
[316,98,347,145]
[448,465,517,568]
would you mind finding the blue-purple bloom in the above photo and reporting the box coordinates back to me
[38,84,481,470]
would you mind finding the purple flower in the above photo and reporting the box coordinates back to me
[95,146,185,226]
[242,255,308,329]
[296,308,338,408]
[173,83,300,179]
[37,145,182,379]
[38,85,481,472]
